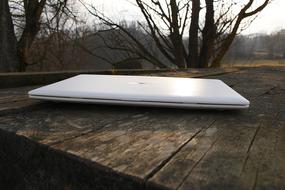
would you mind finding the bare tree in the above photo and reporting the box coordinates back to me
[0,0,73,72]
[0,0,19,72]
[133,0,190,68]
[85,0,270,69]
[211,0,270,67]
[80,0,170,68]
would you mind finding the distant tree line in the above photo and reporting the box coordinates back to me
[26,25,285,71]
[226,30,285,61]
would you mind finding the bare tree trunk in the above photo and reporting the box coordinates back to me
[199,0,215,68]
[17,29,39,72]
[0,0,20,72]
[188,0,200,68]
[169,0,185,68]
[211,32,237,67]
[16,0,47,72]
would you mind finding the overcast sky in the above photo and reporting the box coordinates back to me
[85,0,285,34]
[243,0,285,34]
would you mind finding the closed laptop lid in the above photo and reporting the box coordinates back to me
[28,74,249,106]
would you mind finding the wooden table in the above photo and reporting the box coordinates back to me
[0,66,284,190]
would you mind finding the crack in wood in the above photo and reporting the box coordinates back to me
[47,129,98,146]
[247,124,261,154]
[175,129,221,190]
[144,119,218,189]
[47,122,110,146]
[251,168,259,190]
[240,123,262,174]
[253,86,279,100]
[143,129,204,182]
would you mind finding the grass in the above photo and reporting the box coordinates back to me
[223,59,285,67]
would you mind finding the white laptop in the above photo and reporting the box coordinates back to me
[28,74,250,109]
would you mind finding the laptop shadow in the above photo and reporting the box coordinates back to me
[38,101,243,116]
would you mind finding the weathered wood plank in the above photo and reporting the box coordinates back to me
[239,120,285,190]
[52,111,219,179]
[176,124,259,190]
[148,67,285,189]
[0,95,28,104]
[147,118,260,189]
[0,86,42,115]
[1,103,147,142]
